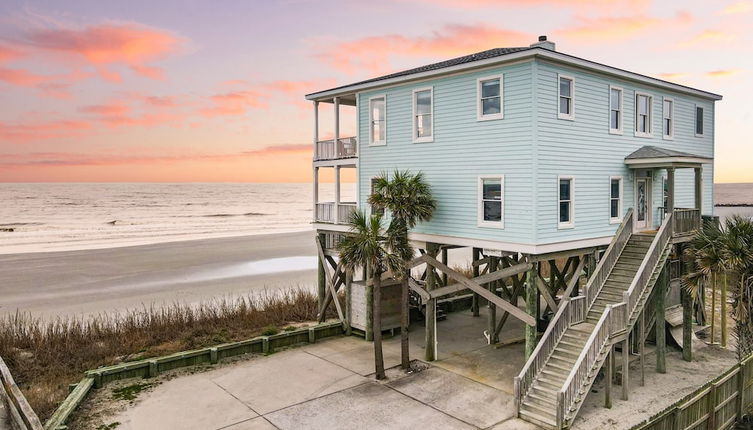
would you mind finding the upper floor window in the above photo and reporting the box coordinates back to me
[413,88,433,143]
[558,176,574,228]
[635,93,652,137]
[558,75,574,120]
[478,175,504,228]
[369,96,386,145]
[695,106,704,136]
[609,86,623,134]
[610,176,623,224]
[662,98,673,139]
[477,75,503,121]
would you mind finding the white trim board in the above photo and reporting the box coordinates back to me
[312,224,614,255]
[305,47,722,102]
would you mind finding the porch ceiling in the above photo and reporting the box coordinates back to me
[624,145,712,169]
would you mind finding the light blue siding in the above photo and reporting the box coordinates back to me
[534,60,714,244]
[358,61,536,244]
[354,58,717,249]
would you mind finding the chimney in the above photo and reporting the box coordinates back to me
[530,35,556,51]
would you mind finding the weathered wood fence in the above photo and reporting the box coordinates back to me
[0,355,44,430]
[633,354,753,430]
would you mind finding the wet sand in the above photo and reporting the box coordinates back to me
[0,231,317,319]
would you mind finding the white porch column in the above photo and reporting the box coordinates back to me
[313,166,319,222]
[313,101,319,159]
[335,166,341,224]
[695,167,703,227]
[333,97,340,157]
[666,167,675,213]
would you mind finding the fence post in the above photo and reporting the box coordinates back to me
[738,362,747,420]
[707,383,717,430]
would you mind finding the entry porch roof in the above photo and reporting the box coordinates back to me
[624,145,712,169]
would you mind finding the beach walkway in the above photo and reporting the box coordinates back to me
[86,308,735,430]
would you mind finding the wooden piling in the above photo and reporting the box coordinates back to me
[656,265,667,374]
[471,248,481,317]
[621,337,629,401]
[401,270,410,369]
[605,347,613,408]
[682,279,693,362]
[525,261,538,359]
[488,257,498,344]
[424,243,439,361]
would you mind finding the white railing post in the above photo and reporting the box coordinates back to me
[335,166,341,224]
[333,97,340,158]
[313,101,319,160]
[313,167,319,222]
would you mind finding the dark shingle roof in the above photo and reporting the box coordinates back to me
[307,47,531,96]
[625,146,711,160]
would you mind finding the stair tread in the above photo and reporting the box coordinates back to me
[521,402,557,418]
[519,409,557,428]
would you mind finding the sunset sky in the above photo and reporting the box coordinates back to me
[0,0,751,183]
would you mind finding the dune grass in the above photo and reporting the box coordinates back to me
[0,287,331,421]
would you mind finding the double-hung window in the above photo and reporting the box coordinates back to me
[369,96,386,145]
[477,75,503,120]
[478,176,504,228]
[635,93,652,137]
[609,86,623,134]
[609,177,623,223]
[558,75,574,120]
[413,88,433,143]
[695,106,704,136]
[662,98,674,139]
[558,176,574,228]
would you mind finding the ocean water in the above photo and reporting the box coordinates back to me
[0,183,355,254]
[0,182,750,254]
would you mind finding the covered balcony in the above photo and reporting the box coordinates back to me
[625,146,711,240]
[313,162,357,225]
[312,94,358,163]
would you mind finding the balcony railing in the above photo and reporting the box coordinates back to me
[673,208,701,236]
[314,137,358,161]
[315,202,357,224]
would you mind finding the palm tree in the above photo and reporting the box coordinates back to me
[368,170,436,368]
[685,215,753,359]
[683,221,724,344]
[720,215,753,358]
[338,210,413,379]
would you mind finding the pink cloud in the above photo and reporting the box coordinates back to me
[201,90,268,117]
[719,1,753,14]
[398,0,650,9]
[676,29,735,48]
[0,119,92,143]
[556,11,693,42]
[706,69,741,78]
[313,24,532,75]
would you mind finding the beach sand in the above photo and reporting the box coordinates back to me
[0,231,317,319]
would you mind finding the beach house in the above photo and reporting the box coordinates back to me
[305,36,721,429]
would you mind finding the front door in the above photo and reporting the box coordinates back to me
[635,178,651,231]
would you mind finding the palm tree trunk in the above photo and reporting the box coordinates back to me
[710,272,717,344]
[401,271,410,369]
[373,270,386,379]
[721,271,728,347]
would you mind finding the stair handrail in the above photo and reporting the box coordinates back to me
[557,305,613,428]
[622,211,673,327]
[584,209,634,310]
[514,295,586,416]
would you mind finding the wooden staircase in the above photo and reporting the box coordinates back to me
[515,209,677,429]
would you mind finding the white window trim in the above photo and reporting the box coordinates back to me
[412,86,434,143]
[695,104,705,137]
[634,91,653,138]
[609,176,623,224]
[368,95,387,146]
[557,74,575,120]
[662,97,674,141]
[476,74,504,121]
[558,175,575,229]
[477,175,505,228]
[608,85,623,135]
